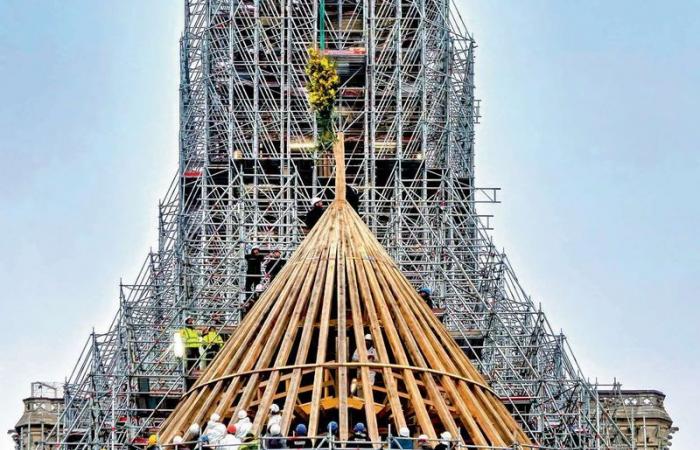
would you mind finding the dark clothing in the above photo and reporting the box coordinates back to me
[266,257,287,281]
[246,252,263,275]
[347,186,360,212]
[245,252,264,293]
[421,293,434,309]
[288,437,311,449]
[265,437,287,449]
[304,206,325,230]
[184,347,199,372]
[391,438,413,449]
[417,444,433,450]
[349,432,372,449]
[433,444,450,450]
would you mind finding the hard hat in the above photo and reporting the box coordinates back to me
[227,424,236,434]
[364,334,372,341]
[417,434,428,442]
[188,423,200,435]
[269,424,282,436]
[147,435,158,445]
[295,423,308,435]
[211,413,221,422]
[399,427,410,437]
[173,436,183,444]
[255,284,265,293]
[311,197,323,207]
[353,422,366,433]
[440,431,452,442]
[269,403,280,414]
[237,410,248,420]
[418,286,432,295]
[327,421,339,434]
[251,244,260,251]
[199,435,210,443]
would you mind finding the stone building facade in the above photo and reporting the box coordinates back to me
[599,389,677,449]
[8,382,63,450]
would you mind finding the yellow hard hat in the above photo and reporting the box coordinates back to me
[148,434,158,445]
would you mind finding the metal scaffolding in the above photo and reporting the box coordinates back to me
[40,0,635,448]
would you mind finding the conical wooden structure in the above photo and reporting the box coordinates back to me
[159,134,530,447]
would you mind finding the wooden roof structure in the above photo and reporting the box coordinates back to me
[159,134,530,447]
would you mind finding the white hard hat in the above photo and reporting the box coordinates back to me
[188,423,200,435]
[364,334,372,341]
[269,423,282,436]
[311,197,323,207]
[210,412,221,422]
[237,410,248,420]
[173,436,183,444]
[440,431,452,442]
[255,284,265,293]
[417,434,428,442]
[399,427,410,437]
[269,403,280,413]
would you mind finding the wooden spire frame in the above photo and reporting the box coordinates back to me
[158,134,530,447]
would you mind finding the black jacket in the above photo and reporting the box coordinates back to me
[246,253,263,275]
[304,207,325,230]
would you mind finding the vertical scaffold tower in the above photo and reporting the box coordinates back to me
[42,0,633,449]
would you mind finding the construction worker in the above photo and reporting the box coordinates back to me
[349,423,371,449]
[288,424,311,449]
[219,425,242,450]
[146,434,160,450]
[245,245,264,295]
[234,410,253,439]
[202,326,224,368]
[264,249,287,282]
[352,334,378,361]
[418,287,434,309]
[179,317,202,372]
[304,197,326,230]
[203,412,227,446]
[432,432,453,450]
[264,423,287,449]
[391,428,413,449]
[351,334,378,395]
[267,403,282,431]
[240,432,260,450]
[416,435,432,450]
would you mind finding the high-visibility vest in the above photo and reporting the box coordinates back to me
[202,330,224,347]
[179,327,201,348]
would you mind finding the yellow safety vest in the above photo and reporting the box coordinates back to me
[202,330,224,347]
[179,327,201,348]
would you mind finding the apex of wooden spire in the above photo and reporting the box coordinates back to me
[334,132,346,202]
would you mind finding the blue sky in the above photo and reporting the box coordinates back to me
[1,1,697,449]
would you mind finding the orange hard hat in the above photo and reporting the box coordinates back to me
[227,424,236,434]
